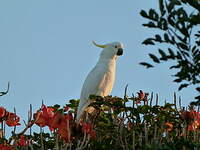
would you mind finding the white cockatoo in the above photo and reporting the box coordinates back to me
[76,41,124,121]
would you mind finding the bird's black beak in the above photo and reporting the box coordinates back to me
[117,48,123,56]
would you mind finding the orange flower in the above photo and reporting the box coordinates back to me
[165,122,173,132]
[6,112,20,127]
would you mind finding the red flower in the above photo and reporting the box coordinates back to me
[180,110,200,131]
[34,111,47,127]
[0,107,6,119]
[137,90,146,100]
[34,105,55,127]
[64,106,70,112]
[6,112,20,127]
[49,112,64,130]
[82,122,96,138]
[135,90,148,104]
[50,112,71,141]
[41,105,54,119]
[57,119,71,142]
[16,135,28,146]
[0,144,13,150]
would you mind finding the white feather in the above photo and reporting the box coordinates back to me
[76,42,123,121]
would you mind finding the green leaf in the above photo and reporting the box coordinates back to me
[168,48,175,59]
[174,78,182,83]
[140,10,148,18]
[178,83,189,91]
[155,34,162,42]
[179,26,189,37]
[149,53,160,63]
[170,64,180,69]
[178,42,189,51]
[159,0,165,16]
[143,22,157,28]
[196,87,200,92]
[164,33,170,42]
[176,51,182,59]
[142,38,155,45]
[158,18,168,30]
[140,62,154,68]
[172,0,181,6]
[167,2,175,12]
[167,15,175,27]
[158,49,167,60]
[149,9,159,21]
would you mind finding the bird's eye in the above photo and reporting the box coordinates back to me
[114,45,118,48]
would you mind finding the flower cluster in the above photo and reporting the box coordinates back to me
[1,91,200,149]
[34,104,73,142]
[0,107,20,127]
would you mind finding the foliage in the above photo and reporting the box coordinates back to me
[0,90,200,150]
[140,0,200,101]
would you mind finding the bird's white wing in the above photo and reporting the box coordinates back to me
[77,64,115,121]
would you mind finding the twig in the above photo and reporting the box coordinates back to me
[40,128,45,150]
[13,107,17,134]
[132,130,135,150]
[156,94,159,106]
[150,92,153,107]
[179,96,182,110]
[0,82,10,97]
[174,92,177,111]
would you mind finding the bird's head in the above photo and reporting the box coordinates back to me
[92,41,124,60]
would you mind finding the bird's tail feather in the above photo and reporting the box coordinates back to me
[76,102,89,122]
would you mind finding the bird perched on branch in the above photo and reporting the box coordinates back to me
[76,41,124,121]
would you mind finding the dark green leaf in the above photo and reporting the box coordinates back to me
[142,38,155,45]
[167,15,175,27]
[178,83,189,91]
[176,51,182,59]
[149,54,160,63]
[140,62,154,68]
[170,64,180,69]
[174,78,182,83]
[159,0,165,16]
[180,27,189,37]
[140,10,148,18]
[195,95,200,100]
[164,33,170,42]
[168,48,175,59]
[167,2,175,12]
[158,18,168,30]
[155,34,162,42]
[178,42,189,50]
[196,87,200,92]
[143,22,157,28]
[149,9,159,21]
[158,49,167,60]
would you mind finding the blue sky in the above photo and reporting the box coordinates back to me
[0,0,197,131]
